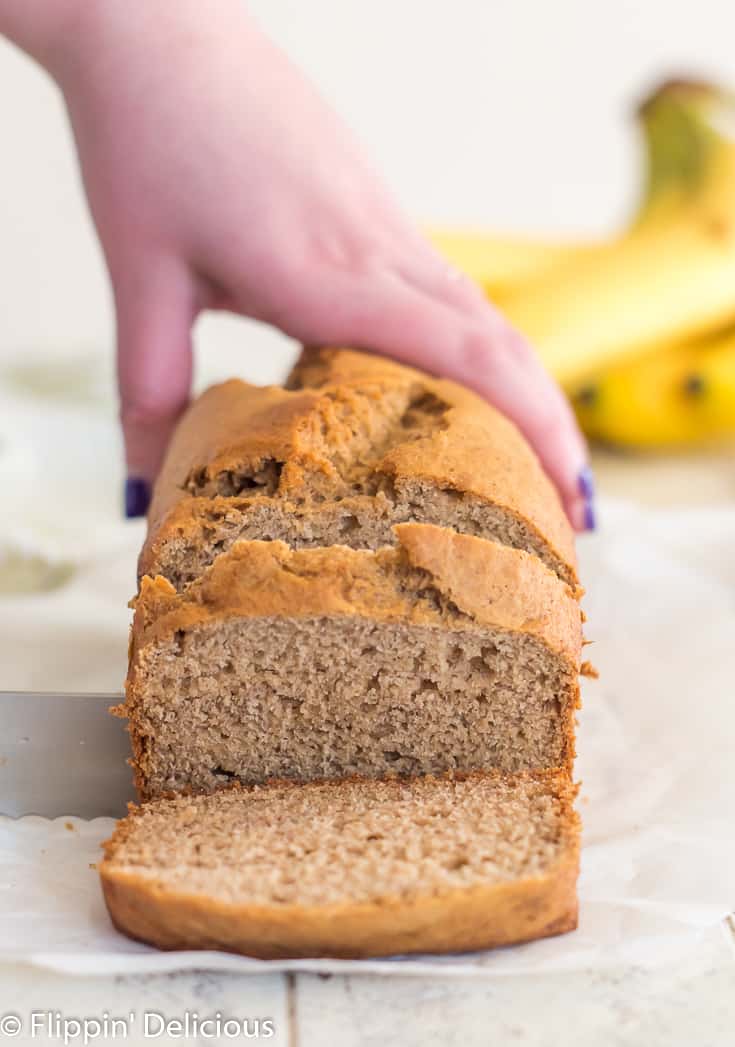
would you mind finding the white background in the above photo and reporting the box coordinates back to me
[2,0,735,380]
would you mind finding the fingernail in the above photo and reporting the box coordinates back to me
[583,499,597,532]
[125,476,150,518]
[577,464,596,501]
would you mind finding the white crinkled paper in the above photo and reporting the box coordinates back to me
[1,496,734,975]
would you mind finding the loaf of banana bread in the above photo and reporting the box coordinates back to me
[106,347,585,959]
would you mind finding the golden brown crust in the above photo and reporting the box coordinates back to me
[129,524,583,667]
[101,865,579,959]
[100,773,580,960]
[142,381,318,562]
[140,348,577,585]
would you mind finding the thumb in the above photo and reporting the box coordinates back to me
[115,263,197,517]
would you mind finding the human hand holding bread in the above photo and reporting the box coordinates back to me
[0,0,594,531]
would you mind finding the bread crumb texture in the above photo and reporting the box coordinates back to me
[124,525,581,799]
[103,772,578,908]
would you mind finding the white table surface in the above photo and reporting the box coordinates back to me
[1,927,733,1046]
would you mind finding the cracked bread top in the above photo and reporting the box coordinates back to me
[139,348,578,587]
[130,523,583,670]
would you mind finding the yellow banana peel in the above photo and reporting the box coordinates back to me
[506,216,735,385]
[570,328,735,448]
[634,78,735,226]
[427,230,598,301]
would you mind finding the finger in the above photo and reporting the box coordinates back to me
[399,258,594,527]
[390,231,491,318]
[394,249,596,531]
[262,266,592,530]
[464,319,593,531]
[116,262,197,515]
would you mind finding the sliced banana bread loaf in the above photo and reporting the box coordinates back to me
[122,523,582,801]
[140,348,578,590]
[112,349,586,959]
[100,771,580,959]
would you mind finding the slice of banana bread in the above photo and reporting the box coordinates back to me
[139,348,578,590]
[100,770,580,959]
[122,524,582,801]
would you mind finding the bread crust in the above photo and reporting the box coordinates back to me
[139,348,577,586]
[101,863,579,959]
[130,524,583,666]
[100,773,580,960]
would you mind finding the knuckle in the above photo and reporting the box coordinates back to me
[457,331,494,374]
[533,402,570,444]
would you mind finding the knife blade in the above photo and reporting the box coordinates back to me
[0,691,136,818]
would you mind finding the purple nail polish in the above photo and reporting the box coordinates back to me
[125,477,150,518]
[584,499,596,532]
[578,465,596,500]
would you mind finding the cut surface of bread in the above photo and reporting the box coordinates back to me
[140,348,578,589]
[100,771,580,959]
[124,524,582,800]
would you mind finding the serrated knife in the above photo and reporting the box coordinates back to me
[0,691,137,818]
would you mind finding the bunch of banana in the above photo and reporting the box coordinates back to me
[573,327,735,448]
[431,79,735,449]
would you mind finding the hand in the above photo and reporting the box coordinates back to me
[8,1,595,528]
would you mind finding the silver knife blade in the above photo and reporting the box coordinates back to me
[0,691,137,818]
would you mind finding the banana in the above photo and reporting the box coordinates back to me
[430,79,735,449]
[570,327,735,448]
[501,80,735,385]
[427,230,597,300]
[634,78,735,225]
[429,80,735,304]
